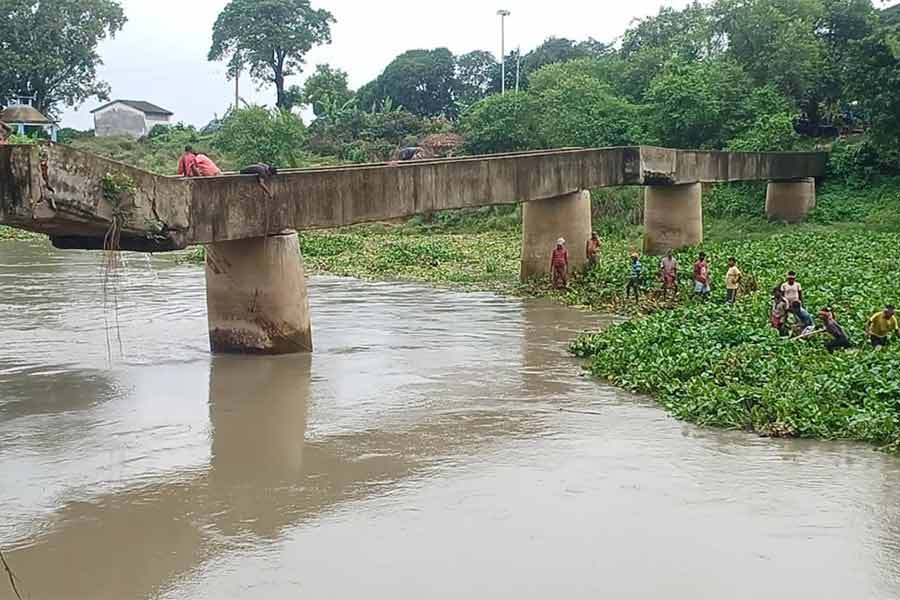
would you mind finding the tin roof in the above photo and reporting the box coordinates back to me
[91,100,174,116]
[0,105,52,124]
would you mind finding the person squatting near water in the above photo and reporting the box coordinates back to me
[867,305,898,348]
[550,238,569,289]
[586,232,601,268]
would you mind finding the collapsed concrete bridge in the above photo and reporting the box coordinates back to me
[0,143,826,354]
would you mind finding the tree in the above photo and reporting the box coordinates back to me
[845,26,900,149]
[0,0,126,116]
[521,37,589,74]
[208,0,335,109]
[617,2,721,101]
[299,64,353,117]
[459,92,542,154]
[644,58,791,149]
[213,106,308,167]
[536,76,644,148]
[455,50,497,107]
[358,48,459,118]
[528,57,621,95]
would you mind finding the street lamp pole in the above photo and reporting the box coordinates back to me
[497,9,510,94]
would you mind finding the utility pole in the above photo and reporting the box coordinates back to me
[234,69,240,111]
[497,9,510,94]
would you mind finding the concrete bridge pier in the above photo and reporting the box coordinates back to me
[766,178,816,223]
[520,190,593,282]
[643,183,703,255]
[205,232,313,354]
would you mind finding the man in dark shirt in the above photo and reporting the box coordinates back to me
[819,309,851,353]
[240,163,278,197]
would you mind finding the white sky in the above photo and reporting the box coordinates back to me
[60,0,900,130]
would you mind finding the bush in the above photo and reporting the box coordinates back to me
[213,106,308,168]
[460,92,543,154]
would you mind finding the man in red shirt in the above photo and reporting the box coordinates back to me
[550,238,569,289]
[176,146,196,177]
[193,153,222,177]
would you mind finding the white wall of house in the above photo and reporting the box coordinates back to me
[145,114,172,131]
[94,103,172,138]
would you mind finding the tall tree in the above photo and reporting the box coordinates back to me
[358,48,459,118]
[455,50,496,107]
[208,0,335,109]
[0,0,126,116]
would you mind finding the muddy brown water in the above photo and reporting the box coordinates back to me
[2,241,900,599]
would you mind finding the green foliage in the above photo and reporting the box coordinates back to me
[571,231,900,446]
[68,125,215,174]
[0,0,126,116]
[357,48,459,118]
[535,75,644,148]
[727,112,800,151]
[290,229,521,288]
[455,50,497,107]
[208,0,335,108]
[459,92,542,154]
[645,58,787,149]
[297,64,354,117]
[213,106,308,167]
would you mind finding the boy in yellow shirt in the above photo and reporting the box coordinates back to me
[867,305,898,348]
[725,257,742,304]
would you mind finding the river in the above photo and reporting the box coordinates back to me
[1,240,900,599]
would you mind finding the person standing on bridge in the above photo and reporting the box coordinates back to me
[586,232,601,269]
[192,152,222,177]
[550,238,569,289]
[177,146,197,177]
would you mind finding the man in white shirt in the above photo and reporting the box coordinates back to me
[780,271,804,306]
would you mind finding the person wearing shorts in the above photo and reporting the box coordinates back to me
[693,252,710,297]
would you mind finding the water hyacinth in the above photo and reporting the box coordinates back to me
[571,230,900,447]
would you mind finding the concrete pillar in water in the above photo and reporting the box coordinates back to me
[766,178,816,223]
[205,231,312,354]
[520,190,592,282]
[643,183,703,255]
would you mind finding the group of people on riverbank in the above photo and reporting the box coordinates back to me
[549,234,899,351]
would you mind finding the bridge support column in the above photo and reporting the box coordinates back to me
[766,178,816,223]
[520,190,592,282]
[205,231,312,354]
[643,183,703,255]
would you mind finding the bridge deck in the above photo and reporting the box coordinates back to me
[0,144,825,252]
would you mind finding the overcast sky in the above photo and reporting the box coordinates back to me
[60,0,898,130]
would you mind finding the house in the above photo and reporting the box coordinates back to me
[91,100,174,138]
[0,102,58,142]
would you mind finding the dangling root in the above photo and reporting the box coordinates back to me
[102,214,125,361]
[0,549,24,600]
